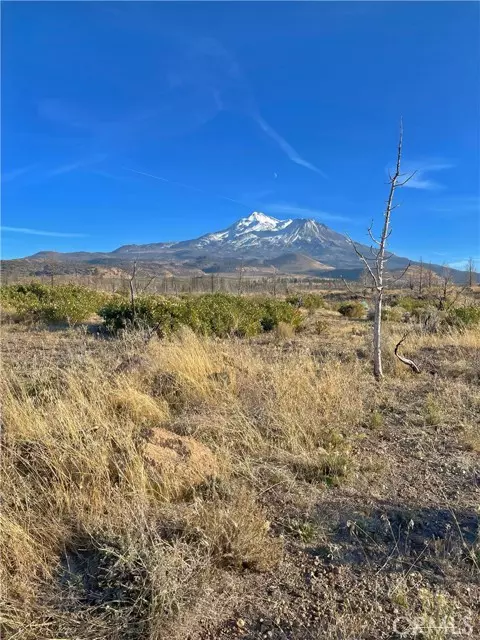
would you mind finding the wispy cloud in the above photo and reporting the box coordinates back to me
[428,195,479,215]
[46,160,89,178]
[262,202,351,223]
[123,167,249,207]
[1,165,37,183]
[449,257,479,270]
[45,154,107,178]
[255,115,327,178]
[159,35,327,177]
[90,169,126,181]
[36,38,326,180]
[1,226,87,238]
[399,161,454,190]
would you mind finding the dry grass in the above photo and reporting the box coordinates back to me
[2,326,363,638]
[1,312,479,639]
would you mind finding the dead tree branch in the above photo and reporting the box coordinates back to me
[138,275,156,295]
[394,333,421,374]
[395,170,418,187]
[341,277,367,298]
[367,220,381,246]
[388,262,412,286]
[346,236,378,286]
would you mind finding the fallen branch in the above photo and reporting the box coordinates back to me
[394,333,421,374]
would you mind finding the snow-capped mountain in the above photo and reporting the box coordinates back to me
[111,211,367,266]
[167,211,366,264]
[25,211,423,275]
[182,212,292,250]
[185,212,300,250]
[189,212,334,250]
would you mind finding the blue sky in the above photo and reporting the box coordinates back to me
[1,1,479,267]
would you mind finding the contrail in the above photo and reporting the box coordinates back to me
[254,115,327,179]
[123,167,248,207]
[1,226,87,238]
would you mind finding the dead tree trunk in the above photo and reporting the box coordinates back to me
[129,260,137,325]
[467,258,476,287]
[238,259,244,295]
[349,119,415,380]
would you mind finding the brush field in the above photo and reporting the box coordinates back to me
[1,285,479,639]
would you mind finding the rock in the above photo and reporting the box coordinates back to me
[114,355,149,375]
[144,427,218,494]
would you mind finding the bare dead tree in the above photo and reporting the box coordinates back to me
[237,259,245,294]
[348,119,416,379]
[466,257,476,287]
[429,263,468,311]
[272,266,278,297]
[129,260,137,323]
[419,257,424,295]
[426,263,433,289]
[437,264,452,310]
[45,259,58,286]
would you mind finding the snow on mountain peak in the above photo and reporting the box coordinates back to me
[192,211,345,254]
[246,211,278,224]
[235,212,285,232]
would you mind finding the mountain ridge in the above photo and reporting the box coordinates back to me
[5,212,467,282]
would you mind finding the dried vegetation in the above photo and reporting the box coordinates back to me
[1,286,479,639]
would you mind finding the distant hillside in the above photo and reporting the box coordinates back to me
[266,253,333,274]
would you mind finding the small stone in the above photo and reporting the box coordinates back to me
[236,618,246,629]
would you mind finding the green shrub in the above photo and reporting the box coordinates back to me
[100,293,302,338]
[450,306,480,327]
[406,304,480,333]
[338,301,366,319]
[188,294,263,337]
[381,306,406,322]
[100,295,189,334]
[258,298,302,332]
[393,296,429,313]
[286,293,326,310]
[0,283,107,324]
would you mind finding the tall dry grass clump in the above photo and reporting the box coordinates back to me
[127,328,370,498]
[143,328,367,459]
